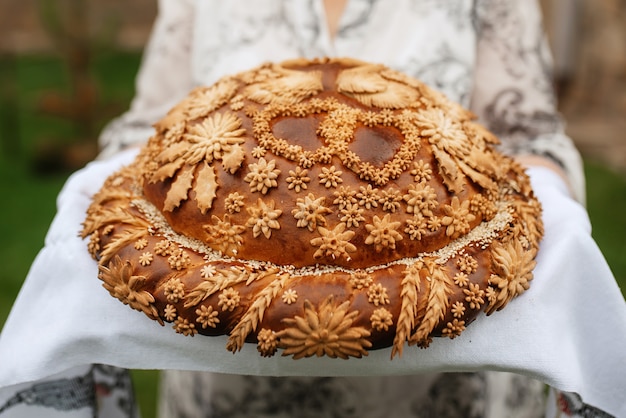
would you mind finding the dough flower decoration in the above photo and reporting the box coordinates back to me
[98,256,159,323]
[340,203,365,228]
[292,194,332,232]
[286,167,311,193]
[150,111,247,213]
[365,214,404,252]
[415,108,497,194]
[311,223,357,261]
[246,198,282,239]
[403,182,438,217]
[336,63,418,109]
[370,308,394,332]
[486,240,537,314]
[244,158,281,194]
[244,64,324,105]
[204,214,246,255]
[195,305,220,329]
[277,297,372,359]
[441,196,476,238]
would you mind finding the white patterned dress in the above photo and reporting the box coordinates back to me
[91,1,598,417]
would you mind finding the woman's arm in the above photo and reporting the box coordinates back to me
[470,0,585,203]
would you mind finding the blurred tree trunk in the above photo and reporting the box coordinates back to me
[0,52,21,158]
[0,2,21,158]
[36,0,99,170]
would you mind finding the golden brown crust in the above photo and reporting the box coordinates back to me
[82,58,543,359]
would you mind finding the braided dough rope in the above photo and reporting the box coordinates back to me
[82,58,543,359]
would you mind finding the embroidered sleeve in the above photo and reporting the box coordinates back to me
[470,0,585,203]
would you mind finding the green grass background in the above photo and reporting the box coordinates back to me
[1,52,624,417]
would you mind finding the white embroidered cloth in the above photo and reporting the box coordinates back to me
[0,149,625,417]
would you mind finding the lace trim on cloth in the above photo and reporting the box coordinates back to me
[0,365,136,418]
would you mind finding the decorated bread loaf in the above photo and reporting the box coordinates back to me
[82,58,543,359]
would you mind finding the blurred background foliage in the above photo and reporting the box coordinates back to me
[0,0,625,416]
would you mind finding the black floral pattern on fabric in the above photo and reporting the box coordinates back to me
[0,365,135,417]
[405,43,473,107]
[411,372,487,418]
[473,0,565,158]
[0,374,95,414]
[208,377,358,418]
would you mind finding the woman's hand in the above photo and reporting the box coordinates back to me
[515,154,575,198]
